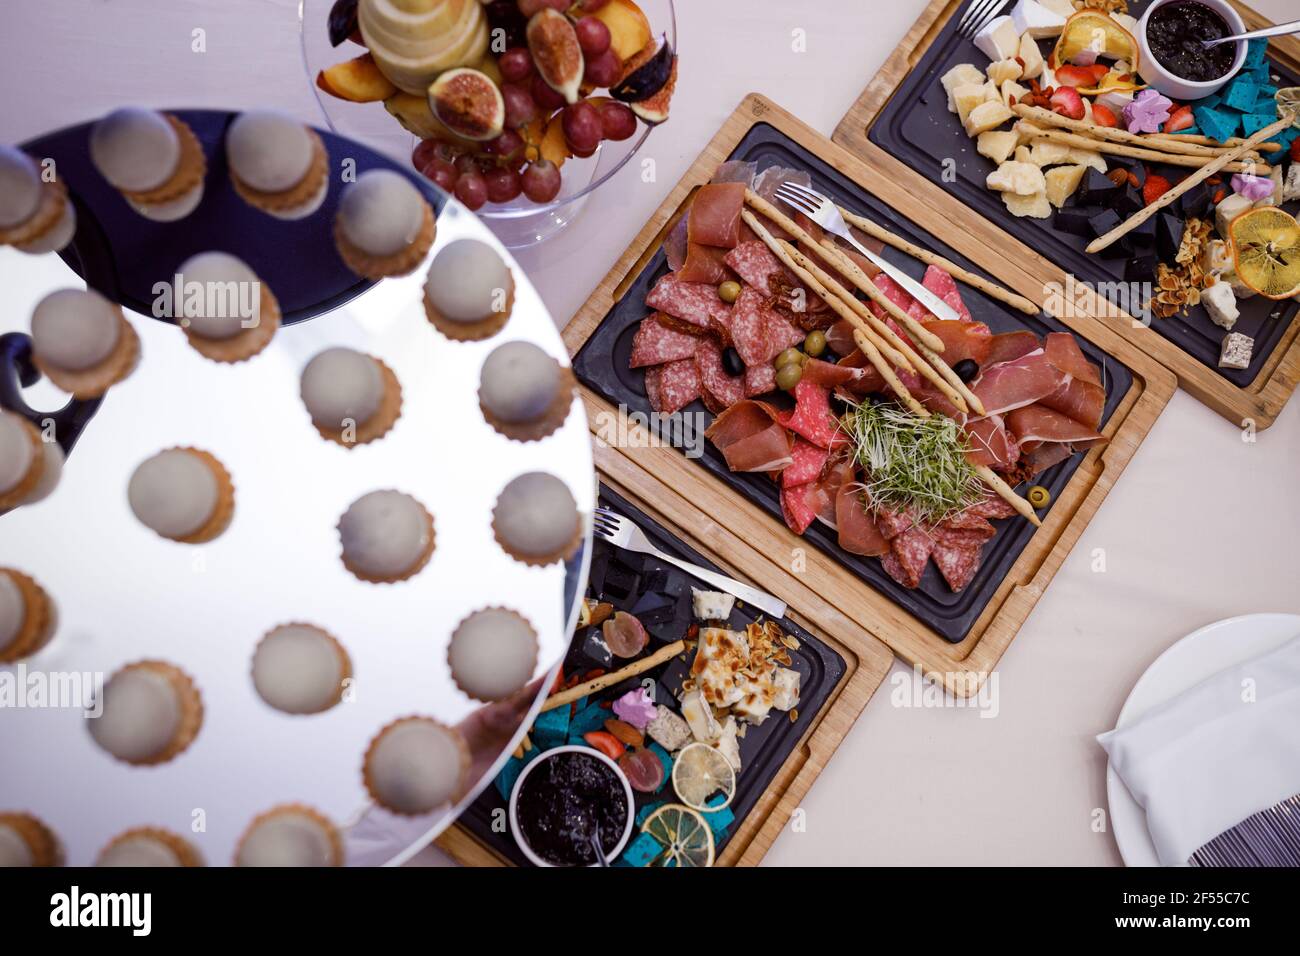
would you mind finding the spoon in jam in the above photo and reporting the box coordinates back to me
[1202,20,1300,49]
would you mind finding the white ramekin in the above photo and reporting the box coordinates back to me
[1136,0,1248,101]
[508,744,636,867]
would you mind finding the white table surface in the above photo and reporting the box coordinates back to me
[3,0,1297,867]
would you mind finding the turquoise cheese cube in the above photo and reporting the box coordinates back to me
[617,831,665,867]
[1242,112,1279,137]
[532,706,571,751]
[1244,38,1268,71]
[1223,79,1259,114]
[1194,107,1238,144]
[495,750,539,800]
[635,801,664,827]
[569,699,605,737]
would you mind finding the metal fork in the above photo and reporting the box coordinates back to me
[956,0,1009,41]
[592,508,788,620]
[775,181,961,323]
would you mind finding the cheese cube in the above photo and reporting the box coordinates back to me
[1215,193,1255,237]
[1066,147,1107,172]
[965,100,1015,137]
[1012,0,1067,39]
[1110,12,1139,36]
[987,58,1023,86]
[1019,32,1045,79]
[1219,332,1254,370]
[1003,190,1052,219]
[1202,280,1240,330]
[691,588,735,622]
[1001,79,1030,107]
[988,160,1047,196]
[1200,238,1232,275]
[1029,140,1072,166]
[977,130,1021,165]
[953,83,991,125]
[712,717,742,772]
[680,688,721,743]
[941,63,987,112]
[645,705,692,752]
[1039,0,1075,16]
[772,668,801,712]
[974,15,1020,62]
[1286,164,1300,203]
[1045,164,1086,207]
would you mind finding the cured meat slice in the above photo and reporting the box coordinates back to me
[744,361,776,397]
[826,319,857,356]
[919,318,992,367]
[723,240,788,297]
[1020,441,1075,477]
[1043,332,1100,386]
[688,182,746,249]
[868,271,917,317]
[678,243,731,284]
[778,379,838,449]
[695,338,745,410]
[971,349,1065,417]
[964,414,1020,470]
[793,210,824,244]
[781,437,831,487]
[883,526,934,589]
[932,523,995,549]
[780,481,822,535]
[966,495,1019,520]
[932,543,981,592]
[984,330,1040,367]
[727,287,797,367]
[875,505,915,540]
[705,401,794,472]
[941,510,997,534]
[1039,377,1105,431]
[603,612,649,658]
[1005,404,1104,445]
[801,358,865,389]
[664,216,689,272]
[646,273,727,330]
[648,357,701,415]
[754,166,810,240]
[711,160,757,187]
[630,315,699,368]
[906,265,973,322]
[836,470,889,557]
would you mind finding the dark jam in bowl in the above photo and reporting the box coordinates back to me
[1147,1,1237,83]
[516,751,629,866]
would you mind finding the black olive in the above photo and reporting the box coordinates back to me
[327,0,359,47]
[953,359,980,383]
[722,347,745,377]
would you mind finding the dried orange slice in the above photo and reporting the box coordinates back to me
[1054,11,1139,72]
[1229,207,1300,300]
[671,742,736,812]
[640,803,715,868]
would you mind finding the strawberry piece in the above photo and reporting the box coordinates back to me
[1087,64,1111,83]
[1049,86,1085,120]
[1054,65,1096,88]
[1092,103,1118,128]
[1143,174,1172,206]
[1291,137,1300,162]
[1164,105,1195,133]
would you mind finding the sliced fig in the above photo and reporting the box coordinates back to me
[610,40,673,103]
[328,0,359,48]
[602,611,648,659]
[526,8,584,106]
[428,68,506,142]
[629,53,676,126]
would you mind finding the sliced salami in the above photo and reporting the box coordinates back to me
[744,361,776,397]
[724,240,788,297]
[932,543,981,592]
[645,273,726,330]
[728,286,776,366]
[780,481,821,535]
[781,437,831,488]
[695,338,745,410]
[779,379,838,449]
[630,315,700,368]
[966,494,1019,520]
[874,505,915,540]
[885,526,934,589]
[653,357,702,415]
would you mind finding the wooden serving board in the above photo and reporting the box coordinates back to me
[435,447,895,867]
[554,94,1173,697]
[832,0,1300,430]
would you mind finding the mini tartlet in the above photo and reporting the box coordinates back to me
[491,472,582,567]
[0,568,58,665]
[448,608,539,703]
[337,490,435,583]
[300,347,402,448]
[173,251,280,363]
[96,828,204,867]
[226,111,329,221]
[88,660,203,767]
[478,341,575,442]
[0,813,62,867]
[423,238,514,341]
[0,145,76,254]
[334,169,435,279]
[251,623,352,716]
[29,288,140,399]
[362,716,470,816]
[127,447,235,544]
[89,107,206,222]
[0,411,45,511]
[235,804,342,867]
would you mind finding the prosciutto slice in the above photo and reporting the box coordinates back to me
[1006,405,1104,446]
[971,349,1065,417]
[688,182,746,249]
[678,243,731,284]
[1044,332,1101,386]
[963,414,1019,469]
[704,401,794,473]
[1039,377,1105,431]
[984,330,1041,367]
[919,318,992,367]
[835,469,889,557]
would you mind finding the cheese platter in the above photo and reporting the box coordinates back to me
[562,95,1175,694]
[835,0,1300,429]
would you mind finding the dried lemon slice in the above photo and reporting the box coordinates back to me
[671,741,737,812]
[1229,207,1300,300]
[1276,87,1300,125]
[640,803,715,868]
[1055,11,1139,71]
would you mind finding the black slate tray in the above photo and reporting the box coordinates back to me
[572,122,1133,644]
[456,483,847,866]
[867,0,1298,387]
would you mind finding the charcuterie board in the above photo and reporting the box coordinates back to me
[833,0,1300,430]
[559,95,1175,696]
[436,459,894,867]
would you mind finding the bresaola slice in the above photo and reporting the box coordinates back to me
[602,612,648,659]
[835,469,889,557]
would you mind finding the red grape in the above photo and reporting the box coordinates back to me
[521,160,562,203]
[530,73,567,112]
[574,17,611,56]
[561,101,602,154]
[412,138,441,170]
[422,158,458,192]
[498,47,533,83]
[599,102,637,141]
[485,129,526,166]
[501,82,538,128]
[454,154,481,175]
[580,0,612,10]
[583,48,621,88]
[484,166,523,204]
[454,170,488,210]
[518,0,568,14]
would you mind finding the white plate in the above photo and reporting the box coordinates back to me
[1105,612,1300,866]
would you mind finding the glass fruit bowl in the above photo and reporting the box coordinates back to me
[301,0,677,248]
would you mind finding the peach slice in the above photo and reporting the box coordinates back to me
[590,0,652,64]
[316,53,398,103]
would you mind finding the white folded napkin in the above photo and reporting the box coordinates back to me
[1098,634,1300,866]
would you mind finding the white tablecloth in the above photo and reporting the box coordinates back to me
[2,0,1297,866]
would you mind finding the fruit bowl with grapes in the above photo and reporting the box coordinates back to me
[306,0,678,247]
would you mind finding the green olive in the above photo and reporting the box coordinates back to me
[717,281,741,304]
[776,348,804,369]
[1027,485,1051,509]
[776,362,804,392]
[804,330,827,358]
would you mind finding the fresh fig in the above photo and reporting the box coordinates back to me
[629,52,676,125]
[526,8,584,105]
[428,68,506,142]
[328,0,359,47]
[610,39,672,103]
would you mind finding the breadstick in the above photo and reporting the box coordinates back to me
[540,640,687,712]
[1017,121,1255,173]
[1013,105,1264,160]
[974,466,1041,528]
[1146,131,1281,153]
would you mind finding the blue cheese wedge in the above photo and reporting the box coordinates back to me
[1285,165,1300,204]
[1202,281,1239,330]
[679,687,721,742]
[1220,332,1253,370]
[645,704,691,752]
[691,588,735,622]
